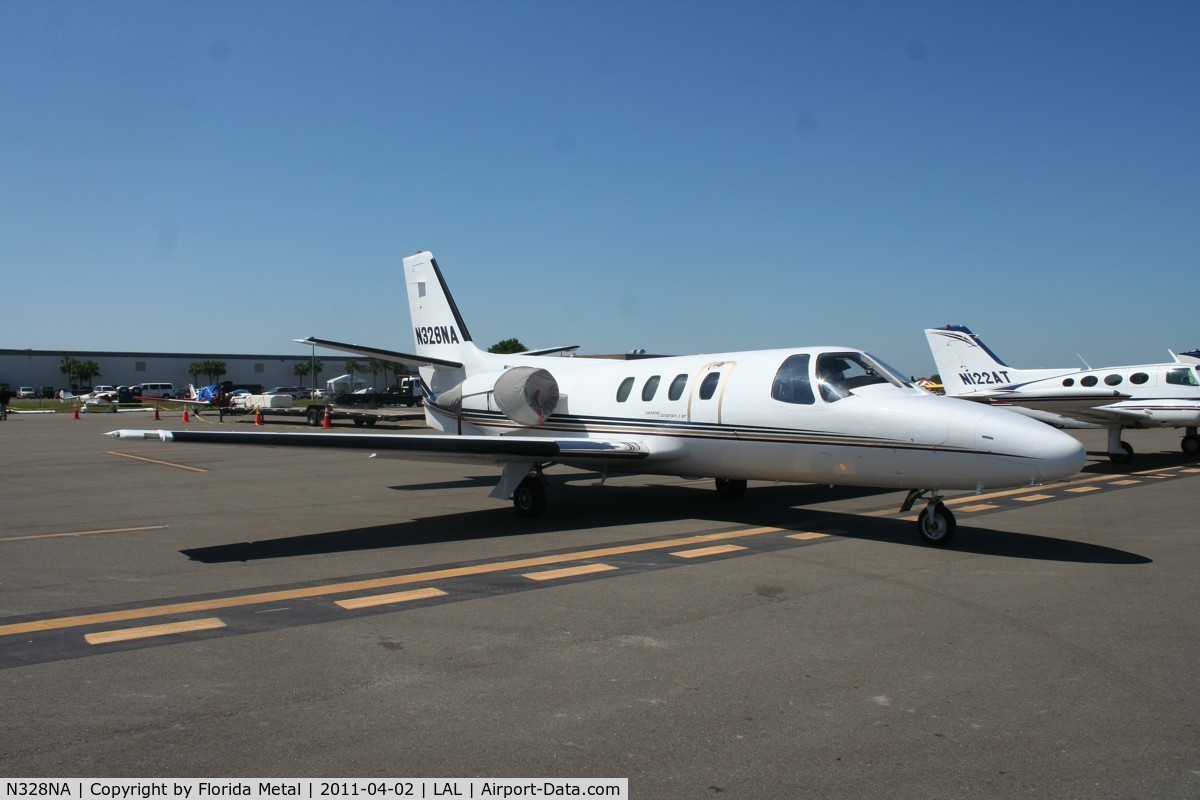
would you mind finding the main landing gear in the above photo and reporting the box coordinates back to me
[1106,428,1133,464]
[714,478,748,498]
[1182,428,1200,456]
[512,469,547,517]
[902,489,957,547]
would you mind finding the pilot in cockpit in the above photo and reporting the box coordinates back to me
[817,357,851,402]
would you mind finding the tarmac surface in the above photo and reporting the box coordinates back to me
[1,409,1198,798]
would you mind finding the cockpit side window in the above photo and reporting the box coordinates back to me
[771,354,814,405]
[1166,368,1200,387]
[816,352,902,402]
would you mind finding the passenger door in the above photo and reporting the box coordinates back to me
[688,361,736,425]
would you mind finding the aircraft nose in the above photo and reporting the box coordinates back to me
[978,410,1085,482]
[1032,426,1087,481]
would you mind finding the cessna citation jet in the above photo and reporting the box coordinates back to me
[926,325,1200,463]
[108,252,1084,546]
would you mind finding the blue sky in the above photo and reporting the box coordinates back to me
[2,1,1197,377]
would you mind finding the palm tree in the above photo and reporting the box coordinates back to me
[203,360,227,385]
[58,356,80,391]
[293,361,311,385]
[343,359,360,389]
[75,360,101,388]
[308,357,324,394]
[188,362,207,386]
[365,358,388,390]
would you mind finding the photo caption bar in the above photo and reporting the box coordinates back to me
[0,779,629,800]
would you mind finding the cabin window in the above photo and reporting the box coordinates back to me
[1104,374,1123,386]
[698,372,721,400]
[1062,378,1075,387]
[771,354,814,405]
[1130,372,1149,385]
[1081,375,1098,387]
[668,374,688,401]
[1166,368,1200,387]
[616,377,635,402]
[641,375,661,401]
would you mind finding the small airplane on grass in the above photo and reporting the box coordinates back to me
[109,252,1084,546]
[926,325,1200,463]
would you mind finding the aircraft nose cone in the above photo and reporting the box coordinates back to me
[968,406,1085,484]
[1034,427,1087,481]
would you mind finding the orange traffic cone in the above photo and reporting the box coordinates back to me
[73,405,80,420]
[254,408,263,426]
[153,405,161,421]
[322,406,332,429]
[182,407,190,423]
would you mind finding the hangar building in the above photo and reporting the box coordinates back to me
[0,348,342,395]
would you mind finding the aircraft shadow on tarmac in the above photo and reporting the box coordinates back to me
[1080,449,1200,475]
[181,477,1150,567]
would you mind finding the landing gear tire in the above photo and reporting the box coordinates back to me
[513,476,547,517]
[1108,441,1134,464]
[917,502,956,547]
[1182,435,1200,456]
[715,478,747,498]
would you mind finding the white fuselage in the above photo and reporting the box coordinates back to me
[953,362,1200,430]
[423,346,1084,492]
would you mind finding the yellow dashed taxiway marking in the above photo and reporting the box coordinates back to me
[1064,486,1102,494]
[958,504,1000,512]
[786,532,829,541]
[0,527,793,638]
[0,525,168,543]
[1014,494,1055,502]
[107,451,208,473]
[670,544,746,559]
[1110,479,1141,486]
[85,617,226,645]
[336,587,448,610]
[523,563,618,581]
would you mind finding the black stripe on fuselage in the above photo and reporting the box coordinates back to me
[445,409,1017,459]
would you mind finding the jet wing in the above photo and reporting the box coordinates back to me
[105,429,650,467]
[954,389,1150,428]
[960,388,1129,415]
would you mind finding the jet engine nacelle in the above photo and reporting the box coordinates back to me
[434,366,560,427]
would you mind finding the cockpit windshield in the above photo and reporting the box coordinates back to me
[816,351,912,402]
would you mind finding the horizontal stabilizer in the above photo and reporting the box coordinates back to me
[519,344,580,356]
[295,337,464,369]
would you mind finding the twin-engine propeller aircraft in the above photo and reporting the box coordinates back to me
[108,252,1084,546]
[926,325,1200,463]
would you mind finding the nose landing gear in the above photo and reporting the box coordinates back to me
[902,489,957,546]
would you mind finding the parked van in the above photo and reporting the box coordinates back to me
[137,382,175,399]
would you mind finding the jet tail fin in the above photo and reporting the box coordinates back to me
[924,325,1062,395]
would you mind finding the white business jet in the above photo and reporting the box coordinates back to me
[108,253,1084,546]
[926,325,1200,463]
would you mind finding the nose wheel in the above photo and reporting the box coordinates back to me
[902,489,957,546]
[917,502,957,546]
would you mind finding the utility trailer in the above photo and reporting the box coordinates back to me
[223,386,423,427]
